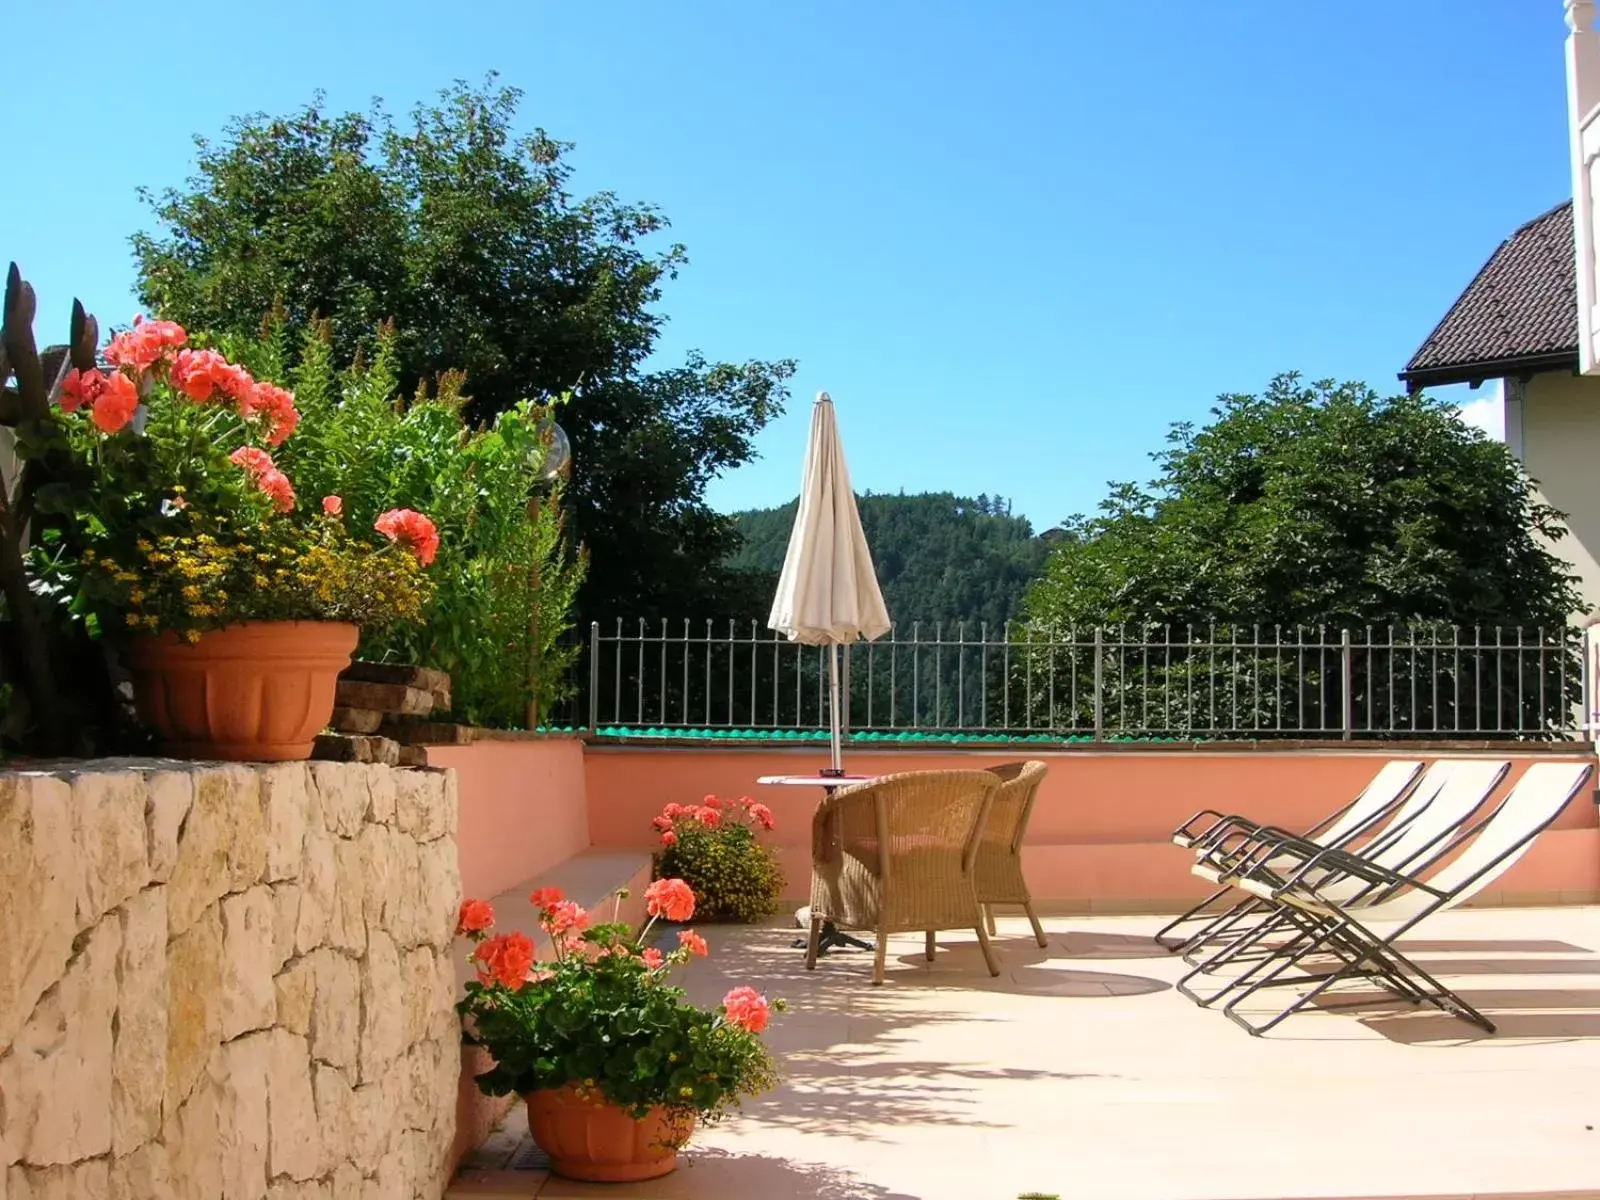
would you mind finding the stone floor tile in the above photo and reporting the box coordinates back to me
[445,1167,548,1197]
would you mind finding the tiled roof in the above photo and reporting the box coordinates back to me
[1400,200,1579,389]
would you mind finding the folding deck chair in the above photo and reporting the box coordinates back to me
[1157,759,1424,954]
[1175,758,1509,1003]
[1196,761,1591,1035]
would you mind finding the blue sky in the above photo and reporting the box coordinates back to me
[1,1,1567,529]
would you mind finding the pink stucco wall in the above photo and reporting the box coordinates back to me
[427,735,590,900]
[581,746,1600,911]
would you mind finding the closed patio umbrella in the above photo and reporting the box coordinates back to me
[768,391,891,773]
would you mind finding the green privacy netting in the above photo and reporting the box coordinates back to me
[533,725,1196,745]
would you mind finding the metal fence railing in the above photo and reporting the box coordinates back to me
[570,620,1594,742]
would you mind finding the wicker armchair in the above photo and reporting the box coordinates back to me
[804,770,1002,985]
[976,761,1049,947]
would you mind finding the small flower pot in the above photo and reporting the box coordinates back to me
[524,1086,696,1182]
[123,620,359,761]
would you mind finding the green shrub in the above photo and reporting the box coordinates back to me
[651,796,784,923]
[234,317,585,728]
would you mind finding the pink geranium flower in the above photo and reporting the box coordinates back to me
[645,878,696,923]
[529,886,565,910]
[545,900,589,937]
[105,315,186,373]
[678,929,708,957]
[472,932,536,990]
[229,446,296,512]
[375,508,440,566]
[456,899,495,936]
[89,371,139,434]
[722,986,771,1033]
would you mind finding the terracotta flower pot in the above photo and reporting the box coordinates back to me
[124,620,359,762]
[524,1086,696,1183]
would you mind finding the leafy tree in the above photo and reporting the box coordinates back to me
[730,490,1050,627]
[1018,375,1584,739]
[131,76,792,623]
[1026,374,1583,632]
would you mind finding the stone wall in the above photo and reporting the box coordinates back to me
[0,760,463,1200]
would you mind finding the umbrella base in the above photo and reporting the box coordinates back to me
[791,906,875,954]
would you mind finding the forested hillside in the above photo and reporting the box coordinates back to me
[728,492,1055,625]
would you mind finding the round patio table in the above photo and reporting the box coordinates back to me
[756,773,879,956]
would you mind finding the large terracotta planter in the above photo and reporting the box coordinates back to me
[123,620,359,762]
[524,1086,695,1182]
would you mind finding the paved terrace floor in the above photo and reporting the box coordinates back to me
[451,908,1600,1200]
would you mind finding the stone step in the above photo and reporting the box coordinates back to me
[335,678,438,718]
[341,660,452,712]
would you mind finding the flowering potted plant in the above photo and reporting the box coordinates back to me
[31,316,438,760]
[455,879,782,1182]
[652,795,784,922]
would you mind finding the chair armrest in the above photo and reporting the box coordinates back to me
[1198,823,1320,870]
[1173,808,1236,844]
[812,784,884,867]
[1267,844,1445,899]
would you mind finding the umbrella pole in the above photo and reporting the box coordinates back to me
[825,643,844,776]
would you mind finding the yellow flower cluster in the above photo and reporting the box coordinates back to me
[87,516,431,640]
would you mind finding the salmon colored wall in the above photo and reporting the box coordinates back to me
[582,747,1600,912]
[427,736,590,899]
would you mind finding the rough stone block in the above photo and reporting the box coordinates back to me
[394,770,449,842]
[329,707,384,735]
[143,769,193,883]
[386,835,424,948]
[439,769,460,839]
[311,1063,353,1177]
[308,949,360,1074]
[108,1143,174,1200]
[341,660,450,700]
[266,1182,331,1200]
[359,928,405,1084]
[112,887,168,1155]
[346,1080,392,1176]
[0,775,78,1052]
[416,837,462,952]
[14,1160,110,1200]
[400,948,438,1048]
[310,762,375,837]
[364,765,397,826]
[165,902,225,1120]
[167,767,265,938]
[265,1029,322,1182]
[209,1031,270,1200]
[312,734,403,766]
[70,770,151,930]
[274,956,315,1038]
[329,840,367,955]
[271,884,301,972]
[294,827,335,955]
[261,763,310,882]
[395,744,429,768]
[334,679,435,717]
[164,1079,222,1200]
[357,825,399,932]
[220,887,277,1039]
[0,917,119,1165]
[380,719,473,745]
